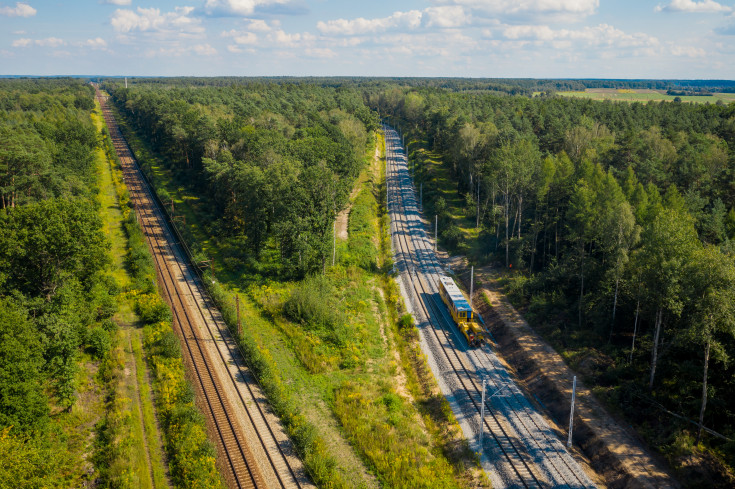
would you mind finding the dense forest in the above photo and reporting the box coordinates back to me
[371,86,735,482]
[0,79,118,485]
[111,76,735,97]
[106,81,379,277]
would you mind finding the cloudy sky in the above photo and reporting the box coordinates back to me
[1,0,735,78]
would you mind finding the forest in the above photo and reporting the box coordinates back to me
[106,81,379,277]
[370,85,735,483]
[0,79,119,485]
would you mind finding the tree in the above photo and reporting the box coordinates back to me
[685,245,735,443]
[0,299,48,432]
[0,199,109,300]
[634,207,698,389]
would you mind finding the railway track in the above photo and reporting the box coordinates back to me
[96,87,314,489]
[384,124,597,489]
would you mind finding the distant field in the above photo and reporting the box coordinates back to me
[557,88,735,104]
[558,88,735,104]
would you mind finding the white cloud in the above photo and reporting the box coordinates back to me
[247,19,271,31]
[101,0,131,5]
[203,0,292,16]
[222,29,258,44]
[317,7,471,36]
[35,37,65,47]
[13,37,66,48]
[11,37,32,47]
[267,29,314,47]
[444,0,598,18]
[318,10,423,35]
[671,45,707,56]
[502,24,659,49]
[193,43,217,55]
[80,37,108,49]
[0,2,36,17]
[423,6,469,28]
[655,0,731,13]
[110,7,204,34]
[305,47,336,58]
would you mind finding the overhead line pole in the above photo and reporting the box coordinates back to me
[567,376,577,448]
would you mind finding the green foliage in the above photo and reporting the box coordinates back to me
[0,79,121,486]
[0,427,81,488]
[334,381,460,489]
[284,275,340,332]
[0,299,48,432]
[0,198,110,299]
[135,293,172,324]
[106,81,372,277]
[347,188,379,270]
[87,325,112,359]
[398,314,414,331]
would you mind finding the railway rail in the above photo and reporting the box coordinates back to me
[96,87,313,489]
[384,124,597,489]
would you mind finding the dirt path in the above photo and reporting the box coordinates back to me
[458,264,679,489]
[335,143,380,240]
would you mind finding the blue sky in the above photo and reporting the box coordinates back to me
[1,0,735,78]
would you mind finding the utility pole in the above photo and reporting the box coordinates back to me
[332,220,336,266]
[479,378,486,450]
[236,295,241,337]
[435,215,438,252]
[419,183,422,210]
[470,266,474,307]
[567,376,577,448]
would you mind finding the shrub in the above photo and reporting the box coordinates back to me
[87,326,111,359]
[135,294,172,324]
[284,275,340,332]
[398,314,414,331]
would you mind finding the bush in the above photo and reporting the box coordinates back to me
[398,314,414,331]
[157,330,181,359]
[87,326,111,359]
[284,275,340,332]
[135,294,172,324]
[441,224,463,251]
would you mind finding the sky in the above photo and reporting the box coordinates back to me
[1,0,735,78]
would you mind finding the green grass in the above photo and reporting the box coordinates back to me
[558,90,735,104]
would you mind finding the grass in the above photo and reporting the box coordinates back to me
[558,89,735,104]
[112,104,489,488]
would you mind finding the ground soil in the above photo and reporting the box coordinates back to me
[450,261,681,489]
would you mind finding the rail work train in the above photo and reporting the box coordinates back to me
[437,276,486,347]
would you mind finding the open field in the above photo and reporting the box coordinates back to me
[558,88,735,103]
